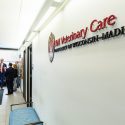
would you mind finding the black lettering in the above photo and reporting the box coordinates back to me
[83,39,87,45]
[75,42,78,47]
[114,28,121,37]
[68,44,72,49]
[73,42,78,47]
[101,32,107,40]
[121,26,125,35]
[93,35,99,42]
[79,40,84,46]
[108,30,114,38]
[87,37,93,44]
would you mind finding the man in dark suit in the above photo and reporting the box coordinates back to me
[5,63,14,95]
[0,58,7,89]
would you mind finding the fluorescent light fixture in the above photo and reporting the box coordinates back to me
[54,0,64,2]
[34,6,56,31]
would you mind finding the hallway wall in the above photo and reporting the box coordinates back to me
[27,0,125,125]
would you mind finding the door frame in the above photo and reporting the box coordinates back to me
[27,44,32,107]
[23,50,26,101]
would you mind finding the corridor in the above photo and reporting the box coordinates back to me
[0,0,125,125]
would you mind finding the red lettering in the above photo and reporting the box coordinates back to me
[90,14,117,32]
[107,15,116,26]
[81,27,88,38]
[61,36,66,44]
[55,39,60,46]
[97,21,103,30]
[66,35,70,43]
[90,20,98,32]
[103,17,108,28]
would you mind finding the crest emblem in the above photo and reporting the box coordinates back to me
[48,32,55,62]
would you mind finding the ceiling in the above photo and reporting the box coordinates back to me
[0,0,45,49]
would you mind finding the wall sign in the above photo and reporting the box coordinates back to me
[48,14,125,62]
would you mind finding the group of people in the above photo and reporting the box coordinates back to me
[0,58,20,95]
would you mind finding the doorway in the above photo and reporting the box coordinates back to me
[27,44,32,107]
[23,50,26,101]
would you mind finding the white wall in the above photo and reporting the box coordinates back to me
[31,0,125,125]
[0,49,18,66]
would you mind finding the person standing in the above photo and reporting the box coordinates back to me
[15,61,21,88]
[13,64,18,91]
[0,58,7,89]
[5,63,14,95]
[0,64,3,89]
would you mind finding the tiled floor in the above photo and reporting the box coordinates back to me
[0,87,25,125]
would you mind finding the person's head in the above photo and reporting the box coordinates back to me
[13,64,17,69]
[1,58,4,63]
[9,63,12,67]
